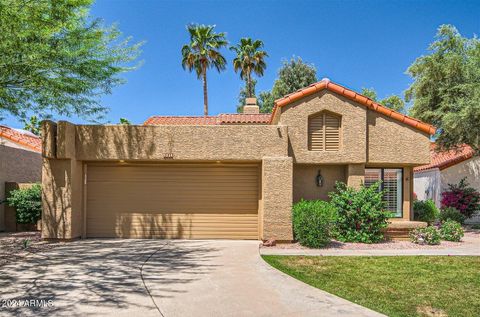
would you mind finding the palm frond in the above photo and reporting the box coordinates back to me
[230,37,268,86]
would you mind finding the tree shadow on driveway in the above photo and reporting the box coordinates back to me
[0,239,219,317]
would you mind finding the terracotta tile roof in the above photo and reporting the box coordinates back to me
[217,113,270,124]
[414,143,475,172]
[0,125,41,153]
[143,116,218,125]
[144,114,271,125]
[271,78,436,135]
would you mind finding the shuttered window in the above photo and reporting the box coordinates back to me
[365,168,403,218]
[308,112,341,151]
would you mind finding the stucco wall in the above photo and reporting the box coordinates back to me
[414,158,480,223]
[293,164,346,202]
[414,157,480,208]
[41,158,83,239]
[346,164,365,189]
[414,169,441,207]
[440,157,480,193]
[277,90,430,166]
[74,124,288,161]
[403,167,414,221]
[42,121,292,240]
[0,144,41,231]
[367,111,430,165]
[261,157,293,241]
[441,157,480,224]
[279,91,367,164]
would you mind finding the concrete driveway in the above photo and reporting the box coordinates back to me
[0,240,384,317]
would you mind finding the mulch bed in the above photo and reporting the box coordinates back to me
[0,231,60,266]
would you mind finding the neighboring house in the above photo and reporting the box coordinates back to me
[0,125,42,231]
[414,143,480,223]
[41,78,434,241]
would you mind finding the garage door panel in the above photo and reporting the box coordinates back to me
[86,213,258,239]
[86,164,259,239]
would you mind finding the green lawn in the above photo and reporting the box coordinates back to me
[262,255,480,317]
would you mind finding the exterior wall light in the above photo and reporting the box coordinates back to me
[316,170,324,187]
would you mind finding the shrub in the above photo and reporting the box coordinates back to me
[292,199,337,248]
[7,184,42,224]
[471,224,480,230]
[441,178,480,219]
[439,207,466,224]
[439,220,464,242]
[413,199,439,225]
[410,226,441,245]
[329,181,390,243]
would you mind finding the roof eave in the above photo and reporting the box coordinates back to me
[270,79,436,135]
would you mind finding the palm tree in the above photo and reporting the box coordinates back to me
[181,24,228,116]
[231,38,268,98]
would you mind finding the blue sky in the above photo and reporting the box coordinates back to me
[4,0,480,128]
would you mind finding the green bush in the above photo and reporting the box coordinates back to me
[439,207,466,224]
[329,181,390,243]
[292,199,337,248]
[439,220,464,242]
[413,199,439,225]
[7,184,42,224]
[410,226,441,245]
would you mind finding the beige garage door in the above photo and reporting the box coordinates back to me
[86,163,259,239]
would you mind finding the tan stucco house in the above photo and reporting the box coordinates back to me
[41,79,435,241]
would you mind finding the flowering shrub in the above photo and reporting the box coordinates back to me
[410,226,441,245]
[439,220,464,242]
[329,181,390,243]
[439,207,466,224]
[413,199,439,225]
[441,178,480,219]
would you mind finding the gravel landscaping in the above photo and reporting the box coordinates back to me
[263,229,480,251]
[0,231,61,266]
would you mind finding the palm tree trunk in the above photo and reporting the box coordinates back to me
[202,70,208,116]
[247,68,252,98]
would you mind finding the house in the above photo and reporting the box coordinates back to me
[41,78,434,241]
[414,143,480,223]
[0,125,42,231]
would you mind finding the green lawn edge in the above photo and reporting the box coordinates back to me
[261,255,480,317]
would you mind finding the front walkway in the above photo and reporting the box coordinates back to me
[261,231,480,256]
[0,239,384,317]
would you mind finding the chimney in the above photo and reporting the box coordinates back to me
[243,98,259,114]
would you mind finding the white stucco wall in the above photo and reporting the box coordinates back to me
[414,157,480,224]
[440,157,480,192]
[414,168,441,206]
[441,157,480,224]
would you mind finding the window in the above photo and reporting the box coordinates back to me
[308,112,341,151]
[365,168,403,217]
